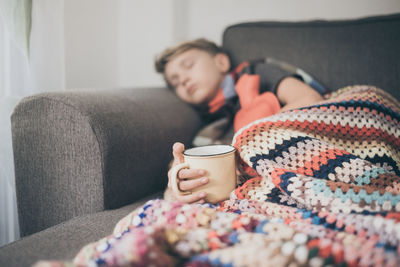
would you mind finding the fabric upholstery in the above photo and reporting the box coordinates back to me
[11,88,201,237]
[223,14,400,101]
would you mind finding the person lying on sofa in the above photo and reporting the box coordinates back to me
[154,38,325,204]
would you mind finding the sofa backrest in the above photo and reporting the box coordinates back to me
[223,13,400,101]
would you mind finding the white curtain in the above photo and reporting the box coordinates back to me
[0,0,65,246]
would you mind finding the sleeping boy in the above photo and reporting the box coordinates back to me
[154,38,325,204]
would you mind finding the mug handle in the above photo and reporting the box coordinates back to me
[170,162,191,195]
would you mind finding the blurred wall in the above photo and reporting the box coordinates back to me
[64,0,400,89]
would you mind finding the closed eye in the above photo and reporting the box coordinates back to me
[182,59,194,69]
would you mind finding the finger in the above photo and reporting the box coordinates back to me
[179,168,206,179]
[179,177,209,191]
[172,142,184,165]
[193,198,205,204]
[174,191,206,204]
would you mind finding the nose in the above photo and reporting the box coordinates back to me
[181,73,190,86]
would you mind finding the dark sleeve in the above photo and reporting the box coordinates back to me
[253,62,303,94]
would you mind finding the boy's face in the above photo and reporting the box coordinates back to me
[164,49,230,106]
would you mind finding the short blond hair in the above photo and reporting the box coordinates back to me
[154,38,224,74]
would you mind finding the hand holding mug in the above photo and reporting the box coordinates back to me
[169,143,237,204]
[167,142,210,203]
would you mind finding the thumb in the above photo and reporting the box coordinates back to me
[172,142,185,166]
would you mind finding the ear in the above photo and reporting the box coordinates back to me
[214,53,230,73]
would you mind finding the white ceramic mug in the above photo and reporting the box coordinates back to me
[170,144,237,204]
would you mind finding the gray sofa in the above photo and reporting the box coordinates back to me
[1,13,399,266]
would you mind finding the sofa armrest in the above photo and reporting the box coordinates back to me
[11,87,202,237]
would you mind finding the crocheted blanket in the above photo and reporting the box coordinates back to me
[38,85,400,267]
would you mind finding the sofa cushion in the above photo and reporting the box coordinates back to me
[223,14,400,101]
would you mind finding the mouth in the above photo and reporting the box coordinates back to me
[187,85,196,95]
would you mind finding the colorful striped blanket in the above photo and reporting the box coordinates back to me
[38,85,400,267]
